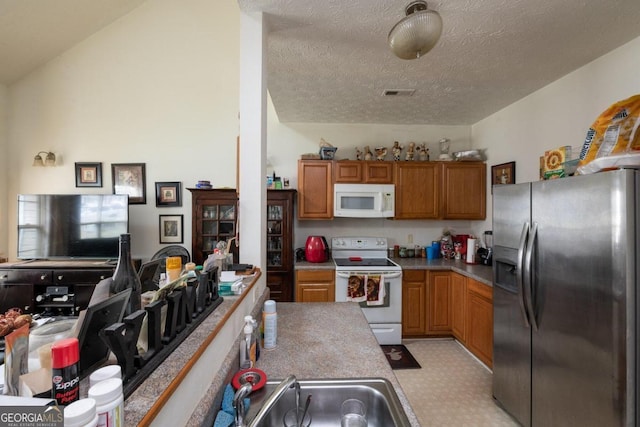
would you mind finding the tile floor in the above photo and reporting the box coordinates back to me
[394,339,519,427]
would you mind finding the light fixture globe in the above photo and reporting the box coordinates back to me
[388,1,442,60]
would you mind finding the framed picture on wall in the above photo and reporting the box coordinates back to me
[75,162,102,187]
[155,182,182,207]
[112,163,146,204]
[159,215,183,244]
[491,161,516,191]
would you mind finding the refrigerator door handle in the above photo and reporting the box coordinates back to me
[516,222,530,327]
[523,222,539,331]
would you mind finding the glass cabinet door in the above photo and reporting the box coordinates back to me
[267,204,284,267]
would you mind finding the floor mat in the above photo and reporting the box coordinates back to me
[381,344,421,369]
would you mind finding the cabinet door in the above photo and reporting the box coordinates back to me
[427,271,452,334]
[298,160,333,219]
[394,163,440,219]
[364,162,393,183]
[334,161,363,183]
[451,272,467,342]
[402,270,426,336]
[0,283,34,313]
[442,162,486,219]
[266,272,293,302]
[295,270,335,302]
[466,279,493,367]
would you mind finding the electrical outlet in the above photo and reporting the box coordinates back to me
[408,234,413,244]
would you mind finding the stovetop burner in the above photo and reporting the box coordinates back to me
[333,258,398,268]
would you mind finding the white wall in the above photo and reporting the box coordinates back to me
[0,84,7,259]
[5,0,240,261]
[472,35,640,233]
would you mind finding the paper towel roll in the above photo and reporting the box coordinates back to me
[466,238,477,263]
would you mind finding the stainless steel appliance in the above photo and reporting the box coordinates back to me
[332,237,402,344]
[492,169,639,426]
[333,184,395,218]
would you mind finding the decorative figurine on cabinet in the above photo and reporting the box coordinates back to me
[374,147,387,161]
[355,147,363,161]
[364,146,374,161]
[392,141,403,161]
[405,142,416,161]
[418,143,430,161]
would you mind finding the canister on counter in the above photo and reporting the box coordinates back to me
[399,246,407,258]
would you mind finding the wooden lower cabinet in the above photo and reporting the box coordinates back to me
[402,270,426,336]
[465,278,493,367]
[427,271,452,334]
[295,270,335,302]
[451,272,467,343]
[401,269,493,367]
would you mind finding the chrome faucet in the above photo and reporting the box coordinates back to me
[233,382,253,427]
[247,375,298,427]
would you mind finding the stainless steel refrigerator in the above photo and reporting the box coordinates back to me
[492,169,638,427]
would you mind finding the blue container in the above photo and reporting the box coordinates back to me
[431,242,441,258]
[427,246,436,260]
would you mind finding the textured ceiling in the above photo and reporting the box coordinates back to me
[1,1,639,126]
[239,0,640,125]
[0,0,147,85]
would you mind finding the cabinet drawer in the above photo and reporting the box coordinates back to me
[403,269,426,282]
[296,270,334,282]
[54,269,113,285]
[0,269,52,284]
[467,279,492,301]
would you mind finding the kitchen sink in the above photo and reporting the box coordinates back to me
[244,377,411,427]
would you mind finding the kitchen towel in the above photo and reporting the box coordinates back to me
[366,274,385,306]
[347,275,366,302]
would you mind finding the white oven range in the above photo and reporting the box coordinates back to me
[332,237,402,345]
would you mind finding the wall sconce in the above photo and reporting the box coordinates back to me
[33,151,57,167]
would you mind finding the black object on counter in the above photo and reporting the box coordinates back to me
[111,234,142,316]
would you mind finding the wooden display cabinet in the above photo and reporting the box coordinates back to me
[297,160,333,219]
[188,188,238,265]
[266,189,296,302]
[295,270,335,302]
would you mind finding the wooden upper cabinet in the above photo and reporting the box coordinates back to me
[441,162,486,219]
[394,162,440,219]
[298,160,333,219]
[334,161,393,184]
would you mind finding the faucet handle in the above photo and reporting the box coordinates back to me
[233,382,253,427]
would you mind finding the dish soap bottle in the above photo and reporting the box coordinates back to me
[239,319,256,369]
[244,315,261,362]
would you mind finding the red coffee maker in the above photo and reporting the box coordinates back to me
[305,236,329,263]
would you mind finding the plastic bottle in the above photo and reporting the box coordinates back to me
[244,315,261,361]
[88,378,124,427]
[239,322,255,369]
[64,398,99,427]
[89,365,122,388]
[262,300,277,350]
[51,337,80,405]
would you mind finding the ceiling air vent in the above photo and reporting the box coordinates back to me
[382,89,415,97]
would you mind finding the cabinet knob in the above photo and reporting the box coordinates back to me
[57,275,64,281]
[40,274,47,281]
[0,274,7,280]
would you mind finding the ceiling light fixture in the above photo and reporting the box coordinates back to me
[33,151,57,167]
[388,1,443,60]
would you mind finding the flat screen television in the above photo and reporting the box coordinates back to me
[17,194,129,260]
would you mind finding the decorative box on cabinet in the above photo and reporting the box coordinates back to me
[267,190,296,302]
[295,270,335,302]
[298,160,333,219]
[334,161,393,184]
[402,269,426,336]
[188,188,238,265]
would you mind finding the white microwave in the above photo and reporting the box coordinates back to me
[334,183,395,218]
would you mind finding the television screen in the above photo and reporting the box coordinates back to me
[17,194,129,260]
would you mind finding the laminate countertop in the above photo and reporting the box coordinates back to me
[296,259,493,287]
[253,302,421,426]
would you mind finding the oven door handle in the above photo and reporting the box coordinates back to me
[336,271,402,279]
